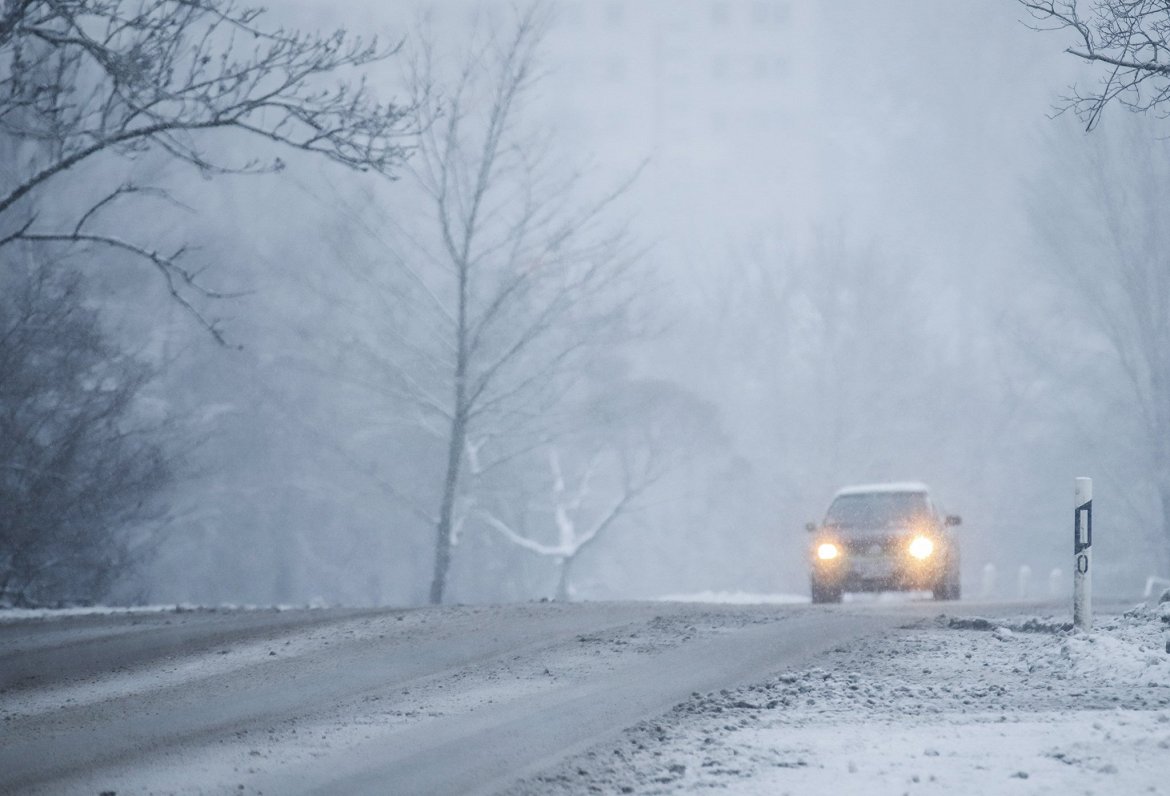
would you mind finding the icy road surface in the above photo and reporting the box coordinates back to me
[1,598,1167,794]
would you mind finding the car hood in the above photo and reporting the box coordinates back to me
[823,525,921,538]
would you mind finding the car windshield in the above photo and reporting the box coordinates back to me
[825,492,931,529]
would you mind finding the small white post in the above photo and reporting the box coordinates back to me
[1017,564,1032,599]
[1048,568,1063,598]
[1074,477,1092,631]
[980,563,998,599]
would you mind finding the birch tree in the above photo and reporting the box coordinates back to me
[477,378,711,601]
[479,449,642,601]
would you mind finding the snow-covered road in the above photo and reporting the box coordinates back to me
[0,601,895,794]
[1,598,1166,794]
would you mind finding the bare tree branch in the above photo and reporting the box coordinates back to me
[0,0,413,340]
[16,230,236,345]
[1022,0,1170,129]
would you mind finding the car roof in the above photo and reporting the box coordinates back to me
[833,481,930,497]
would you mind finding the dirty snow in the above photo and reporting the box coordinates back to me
[517,603,1170,795]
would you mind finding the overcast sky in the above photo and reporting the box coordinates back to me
[279,0,1084,273]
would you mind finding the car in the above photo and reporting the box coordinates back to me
[806,482,961,604]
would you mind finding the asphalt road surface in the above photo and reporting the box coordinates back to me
[0,599,1053,795]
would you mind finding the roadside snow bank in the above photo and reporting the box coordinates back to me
[0,603,325,623]
[518,604,1170,794]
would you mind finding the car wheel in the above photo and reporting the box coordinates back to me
[810,579,842,604]
[933,574,961,601]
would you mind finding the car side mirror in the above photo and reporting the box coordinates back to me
[945,515,962,527]
[805,522,817,533]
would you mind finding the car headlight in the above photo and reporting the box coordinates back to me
[908,535,934,559]
[816,542,840,560]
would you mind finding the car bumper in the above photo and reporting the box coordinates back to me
[811,556,945,592]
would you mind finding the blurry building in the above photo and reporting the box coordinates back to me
[380,0,826,247]
[545,1,824,241]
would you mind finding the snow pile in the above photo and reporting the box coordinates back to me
[0,604,203,622]
[1045,608,1170,686]
[0,602,324,623]
[517,604,1170,794]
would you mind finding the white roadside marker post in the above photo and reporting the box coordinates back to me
[1074,477,1093,631]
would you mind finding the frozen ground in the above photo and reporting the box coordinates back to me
[3,598,1167,794]
[516,601,1170,795]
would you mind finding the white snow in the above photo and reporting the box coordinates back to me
[0,603,319,623]
[0,604,201,622]
[520,602,1170,794]
[697,710,1169,795]
[9,600,1170,794]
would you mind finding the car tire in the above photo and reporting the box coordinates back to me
[932,573,961,601]
[931,553,961,601]
[810,579,842,604]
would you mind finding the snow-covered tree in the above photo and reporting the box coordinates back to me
[480,448,645,601]
[477,378,719,601]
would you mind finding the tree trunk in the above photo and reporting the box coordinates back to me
[429,409,467,605]
[555,554,574,601]
[429,233,471,604]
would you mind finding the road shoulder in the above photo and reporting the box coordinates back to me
[513,603,1170,794]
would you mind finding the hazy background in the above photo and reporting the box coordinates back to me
[67,0,1164,606]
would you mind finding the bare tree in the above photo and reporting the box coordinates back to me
[327,7,641,604]
[0,0,411,340]
[0,257,170,606]
[1028,117,1170,569]
[1022,0,1170,129]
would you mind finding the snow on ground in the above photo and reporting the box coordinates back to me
[0,602,325,622]
[518,602,1170,795]
[0,604,200,622]
[655,590,936,605]
[657,592,810,605]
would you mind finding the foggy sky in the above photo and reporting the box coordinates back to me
[136,0,1159,605]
